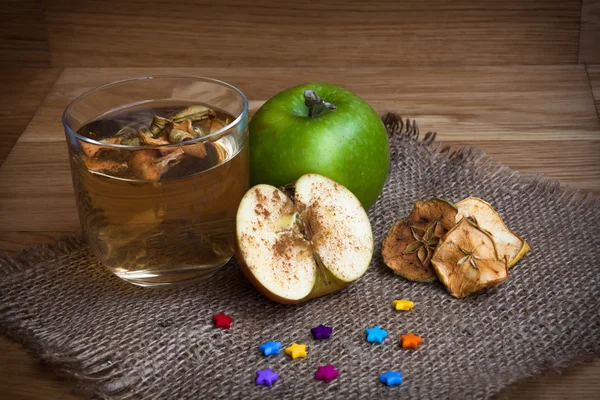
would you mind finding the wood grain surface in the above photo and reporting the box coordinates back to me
[0,65,599,398]
[588,64,600,116]
[1,0,600,397]
[2,66,598,235]
[0,231,71,255]
[0,338,80,400]
[43,0,581,67]
[0,68,62,167]
[16,65,600,143]
[579,0,600,63]
[0,0,50,67]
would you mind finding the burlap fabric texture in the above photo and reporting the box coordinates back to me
[1,113,599,399]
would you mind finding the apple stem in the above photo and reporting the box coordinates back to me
[304,89,336,118]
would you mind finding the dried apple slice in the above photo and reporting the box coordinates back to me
[431,218,508,298]
[129,148,184,181]
[382,198,457,282]
[456,197,530,267]
[235,174,373,304]
[84,158,128,175]
[80,137,122,159]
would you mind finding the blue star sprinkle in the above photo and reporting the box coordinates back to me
[379,371,403,387]
[258,341,282,356]
[365,325,388,344]
[256,368,279,386]
[311,324,333,340]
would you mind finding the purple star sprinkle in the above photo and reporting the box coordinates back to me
[311,324,333,340]
[256,368,279,387]
[315,364,339,382]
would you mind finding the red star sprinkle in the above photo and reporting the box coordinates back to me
[212,312,232,329]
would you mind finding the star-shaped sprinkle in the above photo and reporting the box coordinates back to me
[285,342,307,359]
[400,333,423,349]
[365,326,388,344]
[256,368,279,386]
[259,341,282,356]
[212,312,232,329]
[392,299,415,311]
[379,371,403,386]
[311,324,333,340]
[315,364,339,382]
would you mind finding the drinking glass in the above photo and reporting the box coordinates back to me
[63,76,249,287]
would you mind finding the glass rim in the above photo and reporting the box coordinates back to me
[62,75,249,150]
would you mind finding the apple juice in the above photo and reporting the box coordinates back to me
[71,102,249,286]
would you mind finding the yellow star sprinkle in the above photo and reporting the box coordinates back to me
[285,342,307,359]
[392,299,415,311]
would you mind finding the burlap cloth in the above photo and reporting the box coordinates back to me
[1,114,599,399]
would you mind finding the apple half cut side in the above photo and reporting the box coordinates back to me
[235,174,374,304]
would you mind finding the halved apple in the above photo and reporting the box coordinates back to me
[455,197,530,267]
[235,174,373,304]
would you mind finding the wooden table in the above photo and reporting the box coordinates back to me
[2,0,600,397]
[1,65,599,399]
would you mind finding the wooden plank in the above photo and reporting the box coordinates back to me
[498,360,600,399]
[579,0,600,63]
[0,338,80,400]
[0,68,61,167]
[588,65,600,117]
[1,65,599,398]
[1,66,598,232]
[445,140,600,193]
[1,141,598,233]
[0,231,74,255]
[18,66,600,143]
[0,142,78,232]
[43,0,580,67]
[0,0,50,67]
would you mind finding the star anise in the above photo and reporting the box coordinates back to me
[457,246,483,269]
[402,220,440,265]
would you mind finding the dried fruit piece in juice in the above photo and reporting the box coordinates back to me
[129,148,184,181]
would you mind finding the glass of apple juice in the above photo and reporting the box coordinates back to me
[62,76,249,287]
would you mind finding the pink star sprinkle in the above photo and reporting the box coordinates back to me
[315,364,339,382]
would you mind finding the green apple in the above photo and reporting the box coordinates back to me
[236,174,373,304]
[249,83,390,209]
